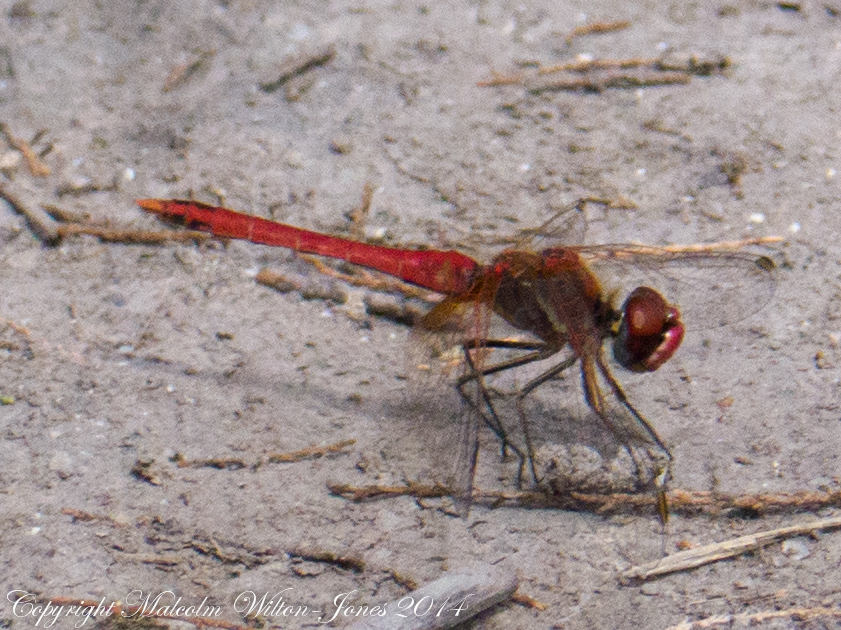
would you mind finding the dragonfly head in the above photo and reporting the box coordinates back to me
[613,287,685,372]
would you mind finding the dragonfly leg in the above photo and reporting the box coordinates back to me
[594,353,671,456]
[457,341,567,487]
[457,348,520,456]
[454,346,530,504]
[594,352,673,522]
[514,355,579,485]
[456,341,555,484]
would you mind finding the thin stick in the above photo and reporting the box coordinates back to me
[580,195,638,210]
[540,56,657,74]
[345,561,518,630]
[565,20,632,45]
[268,438,356,463]
[163,49,216,92]
[0,181,59,242]
[60,508,107,523]
[664,605,841,630]
[41,204,92,224]
[476,72,526,87]
[0,318,32,339]
[171,454,248,470]
[621,515,841,582]
[511,592,549,610]
[296,256,440,302]
[328,482,451,501]
[527,71,692,94]
[539,55,730,76]
[56,223,213,244]
[328,483,841,516]
[61,507,131,527]
[115,552,183,567]
[260,44,336,93]
[287,547,366,573]
[166,440,356,469]
[255,268,300,293]
[0,122,51,176]
[349,181,375,241]
[478,59,666,85]
[481,55,730,89]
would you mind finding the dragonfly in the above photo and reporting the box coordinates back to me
[137,197,777,520]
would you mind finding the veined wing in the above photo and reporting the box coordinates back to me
[572,243,779,330]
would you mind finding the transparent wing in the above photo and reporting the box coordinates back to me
[402,298,529,508]
[575,244,778,330]
[463,200,589,252]
[510,201,588,250]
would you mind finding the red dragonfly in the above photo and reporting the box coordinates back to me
[137,198,776,519]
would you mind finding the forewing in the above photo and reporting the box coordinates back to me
[512,201,588,250]
[576,245,778,331]
[465,201,588,252]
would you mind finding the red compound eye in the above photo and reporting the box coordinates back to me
[614,287,685,372]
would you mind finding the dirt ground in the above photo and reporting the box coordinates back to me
[2,1,841,629]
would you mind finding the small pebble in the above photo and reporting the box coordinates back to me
[781,537,810,560]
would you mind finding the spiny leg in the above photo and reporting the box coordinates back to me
[579,356,661,493]
[455,347,522,492]
[457,347,513,451]
[456,339,556,485]
[594,353,672,522]
[456,339,548,445]
[513,355,579,486]
[595,354,670,454]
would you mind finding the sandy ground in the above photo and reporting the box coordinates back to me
[2,1,841,628]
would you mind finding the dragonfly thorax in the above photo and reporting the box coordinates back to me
[489,248,612,352]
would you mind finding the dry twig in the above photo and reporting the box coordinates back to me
[565,20,632,45]
[1,196,216,245]
[0,122,51,176]
[0,181,59,242]
[621,515,841,582]
[162,50,216,92]
[268,438,356,463]
[664,605,841,630]
[0,318,32,340]
[255,268,300,293]
[658,235,783,253]
[297,256,440,302]
[171,454,248,470]
[60,508,115,524]
[479,55,730,92]
[114,552,183,567]
[349,181,375,240]
[328,483,841,517]
[511,592,549,610]
[57,223,213,245]
[539,56,659,75]
[260,45,336,93]
[165,439,356,470]
[529,71,691,93]
[287,547,366,573]
[328,482,451,501]
[41,204,92,224]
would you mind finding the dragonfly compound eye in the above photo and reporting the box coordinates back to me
[613,286,685,372]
